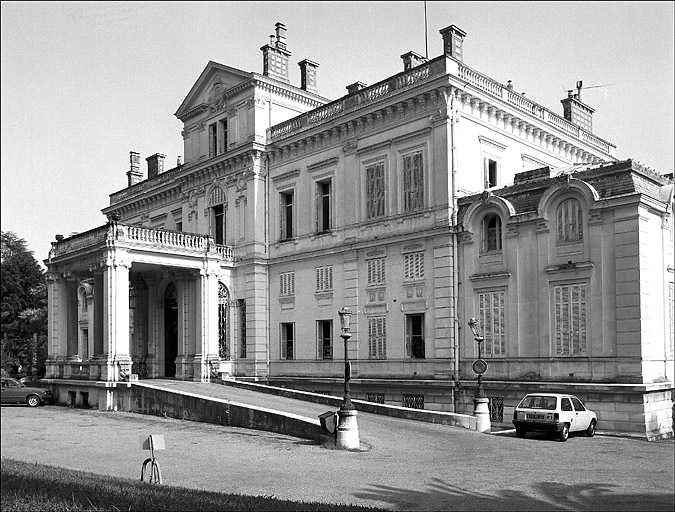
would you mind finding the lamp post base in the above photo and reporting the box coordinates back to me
[473,396,491,433]
[336,408,359,449]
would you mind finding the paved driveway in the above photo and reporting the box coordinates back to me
[2,397,673,511]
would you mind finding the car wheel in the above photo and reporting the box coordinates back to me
[516,429,527,438]
[586,420,596,437]
[26,395,41,407]
[558,423,570,442]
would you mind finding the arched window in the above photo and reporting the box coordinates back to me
[481,213,502,253]
[218,282,230,360]
[557,198,583,243]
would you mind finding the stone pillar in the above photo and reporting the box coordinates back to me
[101,254,131,381]
[66,274,79,359]
[45,272,65,378]
[199,265,221,382]
[144,276,158,378]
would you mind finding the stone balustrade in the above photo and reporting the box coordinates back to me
[48,223,233,261]
[268,56,615,159]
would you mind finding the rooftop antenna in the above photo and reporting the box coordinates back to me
[424,1,429,59]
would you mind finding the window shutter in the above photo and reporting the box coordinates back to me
[281,326,287,360]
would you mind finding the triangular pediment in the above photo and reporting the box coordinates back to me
[174,61,253,121]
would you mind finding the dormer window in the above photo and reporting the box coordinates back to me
[557,198,583,243]
[481,213,502,253]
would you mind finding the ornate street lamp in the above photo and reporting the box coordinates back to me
[336,306,359,449]
[468,317,491,433]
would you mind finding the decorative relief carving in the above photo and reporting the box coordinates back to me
[480,190,493,204]
[402,242,424,253]
[557,173,572,189]
[208,78,227,112]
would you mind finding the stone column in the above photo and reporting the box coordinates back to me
[45,272,66,378]
[101,254,131,381]
[65,273,79,360]
[199,265,221,382]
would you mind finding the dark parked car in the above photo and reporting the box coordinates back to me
[1,377,52,407]
[19,376,45,387]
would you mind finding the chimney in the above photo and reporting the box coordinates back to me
[146,153,166,180]
[401,51,427,71]
[439,24,467,62]
[127,151,142,187]
[560,80,595,132]
[346,81,367,95]
[261,22,291,83]
[299,59,319,93]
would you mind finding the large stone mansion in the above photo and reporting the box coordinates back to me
[44,22,674,439]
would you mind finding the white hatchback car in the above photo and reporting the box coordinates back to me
[512,393,597,441]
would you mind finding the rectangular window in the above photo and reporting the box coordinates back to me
[478,290,506,356]
[280,190,294,240]
[317,320,333,359]
[669,283,674,356]
[280,322,294,360]
[209,123,218,158]
[402,150,424,212]
[367,258,386,286]
[404,252,424,281]
[368,316,387,359]
[316,266,333,292]
[485,158,499,188]
[554,283,587,356]
[175,221,183,232]
[219,118,228,154]
[238,299,246,358]
[213,204,225,245]
[405,314,425,358]
[366,162,385,219]
[316,180,332,232]
[279,272,295,296]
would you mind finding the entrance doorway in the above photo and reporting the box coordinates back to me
[164,283,178,377]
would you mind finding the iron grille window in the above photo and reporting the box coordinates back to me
[317,320,333,360]
[478,290,506,356]
[280,272,295,296]
[367,393,385,404]
[554,283,587,356]
[238,299,246,358]
[280,322,294,360]
[316,266,333,292]
[366,162,385,219]
[402,394,424,409]
[488,396,504,422]
[404,252,424,281]
[368,317,387,359]
[402,150,424,212]
[218,282,230,359]
[557,198,583,243]
[367,258,386,286]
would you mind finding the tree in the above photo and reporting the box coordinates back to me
[1,231,47,375]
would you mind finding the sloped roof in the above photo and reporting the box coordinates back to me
[457,159,673,226]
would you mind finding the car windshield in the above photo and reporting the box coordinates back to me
[518,395,557,410]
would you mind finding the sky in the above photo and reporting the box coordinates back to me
[1,1,673,265]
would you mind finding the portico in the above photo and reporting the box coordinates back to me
[44,220,238,393]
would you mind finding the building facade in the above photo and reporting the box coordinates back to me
[44,23,673,438]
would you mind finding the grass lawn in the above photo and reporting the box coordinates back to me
[1,458,383,511]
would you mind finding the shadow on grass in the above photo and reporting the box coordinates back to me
[352,477,675,511]
[1,458,383,512]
